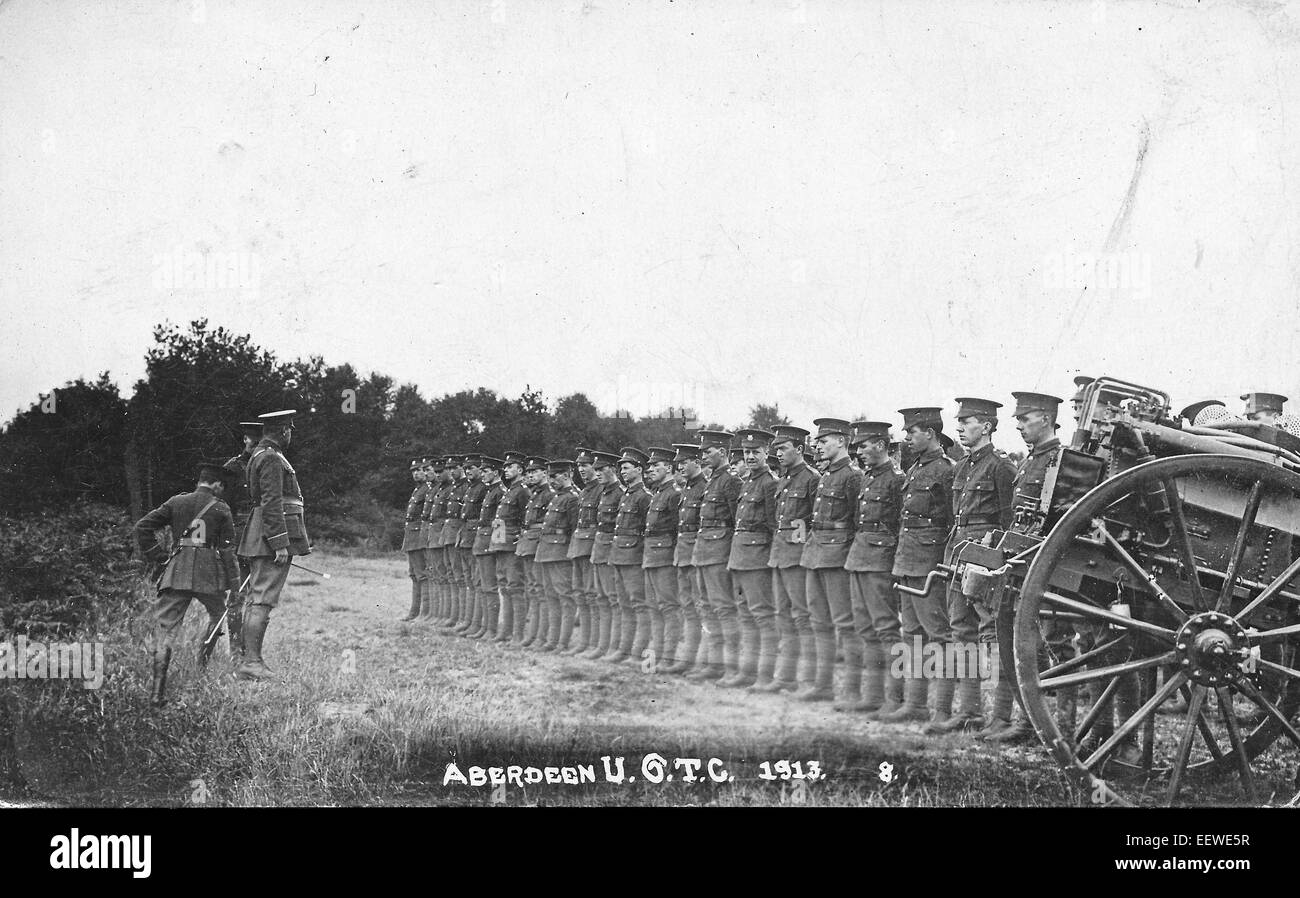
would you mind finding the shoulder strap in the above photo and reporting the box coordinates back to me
[181,497,221,541]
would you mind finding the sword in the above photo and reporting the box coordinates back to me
[290,560,331,579]
[203,607,230,647]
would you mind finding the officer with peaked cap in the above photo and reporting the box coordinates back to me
[236,410,310,681]
[689,430,742,682]
[725,428,778,689]
[400,457,431,622]
[605,447,652,662]
[843,422,904,715]
[414,456,439,619]
[135,460,242,704]
[584,451,626,659]
[491,451,532,644]
[468,457,506,638]
[665,443,708,675]
[641,446,683,670]
[759,425,820,694]
[437,455,471,627]
[1070,376,1094,424]
[564,448,604,655]
[534,459,580,651]
[798,418,863,703]
[878,407,954,722]
[450,454,487,634]
[932,398,1015,734]
[1241,392,1288,426]
[1180,399,1228,427]
[222,420,266,652]
[423,456,455,622]
[517,456,553,648]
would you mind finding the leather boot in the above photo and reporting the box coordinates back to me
[629,608,653,666]
[589,604,615,659]
[748,623,777,691]
[647,608,666,670]
[877,675,929,723]
[922,650,957,734]
[796,632,818,689]
[454,587,475,633]
[976,654,1016,740]
[546,598,567,651]
[520,597,540,647]
[795,630,836,702]
[766,624,800,692]
[1085,672,1142,764]
[533,596,552,649]
[417,578,435,621]
[581,604,605,659]
[660,607,679,670]
[987,713,1035,744]
[868,668,906,720]
[935,674,985,733]
[860,642,886,711]
[150,645,172,707]
[474,592,497,639]
[612,607,640,662]
[832,635,865,711]
[197,614,223,668]
[722,622,759,688]
[226,601,244,662]
[510,593,529,644]
[686,623,725,681]
[235,605,276,681]
[605,606,624,659]
[402,579,422,621]
[664,617,700,675]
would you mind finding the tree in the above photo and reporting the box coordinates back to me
[747,403,790,431]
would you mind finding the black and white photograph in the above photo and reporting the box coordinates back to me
[0,0,1297,863]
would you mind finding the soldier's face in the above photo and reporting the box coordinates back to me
[682,458,701,477]
[1016,412,1053,446]
[1248,411,1279,425]
[465,465,481,480]
[480,468,494,484]
[703,445,726,469]
[620,462,642,484]
[743,447,764,471]
[504,462,523,481]
[904,425,932,453]
[956,415,991,448]
[816,434,845,459]
[860,438,888,466]
[774,440,800,468]
[598,464,618,484]
[578,463,595,482]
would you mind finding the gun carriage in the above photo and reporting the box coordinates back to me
[909,377,1300,805]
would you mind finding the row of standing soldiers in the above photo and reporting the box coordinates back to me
[400,384,1136,749]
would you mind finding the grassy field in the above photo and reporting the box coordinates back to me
[6,549,1296,807]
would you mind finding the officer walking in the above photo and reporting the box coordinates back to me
[135,460,242,705]
[235,409,310,681]
[727,428,778,689]
[222,420,262,652]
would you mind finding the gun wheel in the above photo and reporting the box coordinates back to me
[1014,455,1300,806]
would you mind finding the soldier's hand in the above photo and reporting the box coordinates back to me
[274,548,290,565]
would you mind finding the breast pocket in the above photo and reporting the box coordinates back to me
[903,487,935,515]
[614,535,643,549]
[816,486,846,518]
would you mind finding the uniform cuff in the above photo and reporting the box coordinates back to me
[267,533,289,550]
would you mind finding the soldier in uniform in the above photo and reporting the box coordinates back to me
[421,458,452,621]
[563,449,603,656]
[492,451,532,644]
[688,431,742,682]
[517,456,553,648]
[438,455,470,626]
[800,418,863,703]
[236,409,310,681]
[642,447,683,671]
[933,398,1015,733]
[843,422,904,715]
[606,447,652,662]
[535,459,578,651]
[135,460,242,705]
[726,428,778,689]
[878,407,954,723]
[451,455,487,634]
[469,457,505,639]
[664,443,707,675]
[222,420,262,653]
[400,456,430,622]
[1242,392,1287,426]
[759,425,819,694]
[583,451,625,659]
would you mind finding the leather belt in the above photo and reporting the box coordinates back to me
[812,521,851,531]
[955,514,999,526]
[854,521,890,532]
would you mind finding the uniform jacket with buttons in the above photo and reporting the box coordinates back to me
[691,466,742,567]
[610,480,651,566]
[948,442,1016,549]
[458,481,488,549]
[516,481,554,557]
[401,482,429,552]
[846,460,904,573]
[590,480,625,564]
[891,446,955,576]
[1011,437,1062,532]
[643,477,682,569]
[426,480,456,548]
[237,437,310,558]
[567,480,604,560]
[472,481,504,555]
[440,477,471,547]
[417,481,438,549]
[674,471,708,567]
[136,486,241,594]
[490,476,531,553]
[769,461,820,569]
[535,485,579,563]
[801,454,863,569]
[224,449,254,530]
[729,468,777,571]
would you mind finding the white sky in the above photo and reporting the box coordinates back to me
[3,0,1299,452]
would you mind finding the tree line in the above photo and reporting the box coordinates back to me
[0,320,789,547]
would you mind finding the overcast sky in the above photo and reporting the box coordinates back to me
[3,0,1298,451]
